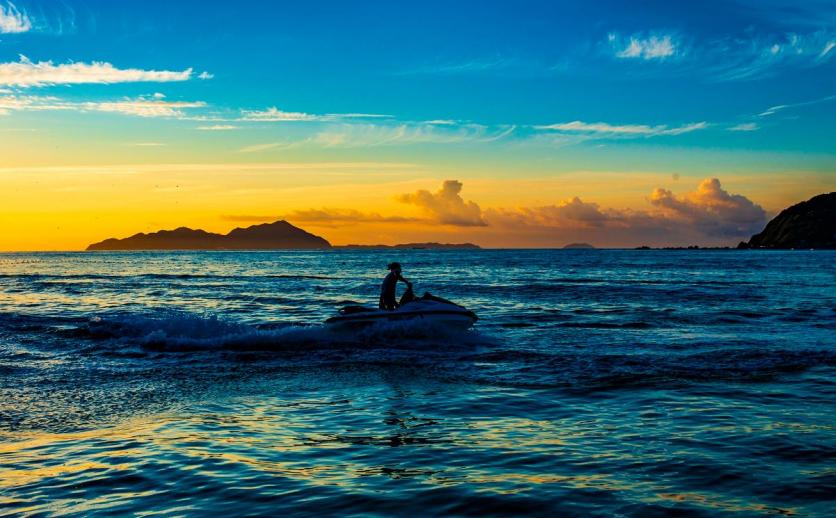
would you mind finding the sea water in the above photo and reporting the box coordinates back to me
[0,250,834,516]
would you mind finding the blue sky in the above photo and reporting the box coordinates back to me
[0,0,834,249]
[4,0,834,138]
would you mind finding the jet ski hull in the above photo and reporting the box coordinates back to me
[325,301,477,331]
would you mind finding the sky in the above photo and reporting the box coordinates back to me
[0,0,834,250]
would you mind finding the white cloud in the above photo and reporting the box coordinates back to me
[536,120,706,137]
[237,122,516,151]
[708,31,836,81]
[197,124,238,130]
[0,2,30,33]
[821,41,836,59]
[758,94,836,117]
[198,71,214,80]
[82,98,205,117]
[241,107,318,121]
[610,32,677,60]
[240,106,389,122]
[0,93,206,118]
[728,122,759,131]
[0,56,194,87]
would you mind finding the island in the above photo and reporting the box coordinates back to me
[86,220,332,250]
[738,192,836,249]
[562,243,595,249]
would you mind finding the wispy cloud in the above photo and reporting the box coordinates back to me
[758,94,836,117]
[608,32,679,60]
[196,124,238,131]
[84,97,206,117]
[238,122,516,152]
[240,106,390,122]
[728,122,759,131]
[0,56,194,87]
[0,93,206,118]
[396,56,521,76]
[535,120,707,137]
[238,142,288,153]
[706,31,836,81]
[0,2,30,33]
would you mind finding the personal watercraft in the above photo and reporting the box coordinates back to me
[325,287,477,331]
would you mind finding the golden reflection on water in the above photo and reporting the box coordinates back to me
[655,492,797,516]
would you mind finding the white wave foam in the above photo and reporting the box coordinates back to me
[83,310,489,352]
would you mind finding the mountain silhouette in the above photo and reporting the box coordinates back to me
[87,220,331,250]
[739,192,836,249]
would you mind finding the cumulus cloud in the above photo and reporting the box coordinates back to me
[0,2,30,33]
[234,178,766,247]
[0,56,193,87]
[397,180,487,226]
[649,178,767,237]
[609,32,678,60]
[536,120,707,137]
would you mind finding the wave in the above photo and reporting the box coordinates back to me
[74,310,489,353]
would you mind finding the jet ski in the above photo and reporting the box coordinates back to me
[325,286,477,331]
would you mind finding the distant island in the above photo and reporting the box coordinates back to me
[337,243,480,250]
[738,192,836,249]
[562,243,595,249]
[86,220,331,250]
[87,221,481,251]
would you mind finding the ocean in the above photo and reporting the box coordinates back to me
[1,250,834,516]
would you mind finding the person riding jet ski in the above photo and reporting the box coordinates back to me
[379,262,412,310]
[326,262,477,330]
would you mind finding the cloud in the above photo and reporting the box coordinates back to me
[241,106,390,122]
[396,56,522,76]
[0,93,206,118]
[0,56,194,87]
[0,2,30,33]
[217,178,765,247]
[238,123,516,151]
[397,180,487,226]
[222,210,422,227]
[728,122,759,131]
[649,178,767,237]
[197,124,238,130]
[609,32,678,60]
[535,120,707,137]
[198,71,214,80]
[238,142,289,153]
[706,31,836,81]
[758,94,836,117]
[485,197,617,229]
[82,97,206,117]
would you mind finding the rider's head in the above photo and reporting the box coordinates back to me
[387,262,402,274]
